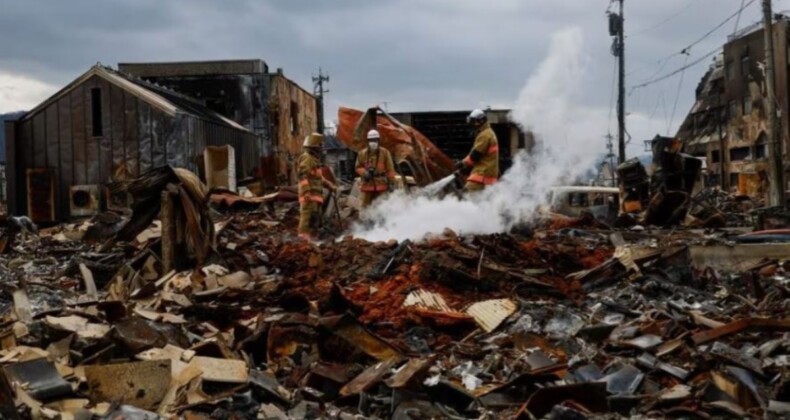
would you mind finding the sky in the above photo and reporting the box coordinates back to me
[0,0,784,158]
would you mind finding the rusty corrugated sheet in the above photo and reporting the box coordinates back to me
[336,107,454,185]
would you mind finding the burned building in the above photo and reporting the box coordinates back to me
[118,60,318,186]
[323,134,355,182]
[677,17,790,200]
[4,64,258,222]
[676,57,726,187]
[389,110,534,172]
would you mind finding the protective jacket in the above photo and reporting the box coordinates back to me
[298,152,325,204]
[462,122,499,185]
[356,147,396,192]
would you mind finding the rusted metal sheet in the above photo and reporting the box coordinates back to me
[339,360,396,397]
[691,318,790,345]
[336,106,454,185]
[329,315,403,362]
[384,358,433,388]
[26,168,55,222]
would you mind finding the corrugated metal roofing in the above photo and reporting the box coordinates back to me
[21,65,252,134]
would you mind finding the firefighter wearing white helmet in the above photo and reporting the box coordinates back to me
[455,109,499,192]
[297,132,336,241]
[355,128,396,207]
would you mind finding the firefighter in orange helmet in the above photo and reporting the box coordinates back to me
[455,109,499,192]
[298,133,336,241]
[355,129,396,207]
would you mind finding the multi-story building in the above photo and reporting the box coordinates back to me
[677,17,790,201]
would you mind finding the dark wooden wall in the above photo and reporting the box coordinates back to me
[8,74,258,220]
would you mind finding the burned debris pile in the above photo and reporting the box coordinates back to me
[0,170,788,419]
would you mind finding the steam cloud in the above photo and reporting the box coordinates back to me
[351,27,603,242]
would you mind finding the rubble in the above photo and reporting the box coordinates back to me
[0,168,787,419]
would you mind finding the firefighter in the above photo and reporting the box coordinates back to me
[355,129,396,207]
[455,109,499,192]
[298,133,336,241]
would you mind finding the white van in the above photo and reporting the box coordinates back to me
[547,186,621,221]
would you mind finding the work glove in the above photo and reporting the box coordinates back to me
[364,167,375,182]
[454,160,466,171]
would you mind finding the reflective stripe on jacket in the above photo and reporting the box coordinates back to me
[356,147,396,192]
[298,152,325,204]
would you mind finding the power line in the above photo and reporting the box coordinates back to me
[683,0,757,53]
[629,0,700,38]
[628,54,677,83]
[631,45,720,90]
[733,0,747,33]
[630,0,757,90]
[667,53,691,135]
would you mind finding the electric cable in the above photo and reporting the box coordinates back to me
[629,0,700,38]
[630,0,756,91]
[668,53,691,135]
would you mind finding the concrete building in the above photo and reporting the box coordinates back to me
[389,109,534,172]
[677,17,790,201]
[118,60,318,186]
[4,65,258,222]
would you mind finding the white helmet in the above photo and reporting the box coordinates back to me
[366,129,381,140]
[466,109,486,124]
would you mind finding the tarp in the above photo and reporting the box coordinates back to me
[336,107,454,185]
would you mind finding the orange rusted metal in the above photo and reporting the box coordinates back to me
[336,106,454,185]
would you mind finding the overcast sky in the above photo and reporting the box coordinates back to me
[0,0,784,157]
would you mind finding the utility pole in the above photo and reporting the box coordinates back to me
[312,68,330,133]
[605,133,617,186]
[608,0,627,164]
[763,0,785,206]
[718,108,727,190]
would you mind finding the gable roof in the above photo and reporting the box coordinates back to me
[21,64,252,133]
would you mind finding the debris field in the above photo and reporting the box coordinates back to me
[0,171,788,419]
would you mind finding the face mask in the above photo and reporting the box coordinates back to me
[368,141,379,150]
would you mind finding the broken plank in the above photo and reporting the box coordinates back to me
[691,318,790,346]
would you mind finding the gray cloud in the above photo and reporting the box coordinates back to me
[0,0,777,155]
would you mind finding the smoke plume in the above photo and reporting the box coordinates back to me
[351,27,603,242]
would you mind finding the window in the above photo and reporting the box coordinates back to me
[711,150,721,163]
[730,146,751,161]
[755,133,767,159]
[741,54,750,78]
[91,88,103,137]
[743,90,752,115]
[725,60,735,80]
[290,101,299,135]
[568,193,589,208]
[729,100,739,118]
